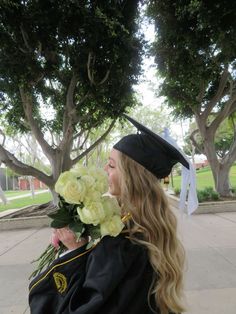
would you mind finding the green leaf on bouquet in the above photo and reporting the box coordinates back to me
[48,208,71,221]
[58,196,79,214]
[87,225,101,240]
[69,221,84,234]
[50,219,70,228]
[48,209,72,228]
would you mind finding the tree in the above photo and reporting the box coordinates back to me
[0,0,143,202]
[187,117,236,159]
[147,0,236,196]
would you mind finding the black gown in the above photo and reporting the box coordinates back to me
[29,234,159,314]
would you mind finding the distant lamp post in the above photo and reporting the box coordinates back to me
[5,167,8,191]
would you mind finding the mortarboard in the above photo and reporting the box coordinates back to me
[114,114,198,214]
[114,114,189,179]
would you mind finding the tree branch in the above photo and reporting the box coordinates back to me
[71,119,116,165]
[87,52,95,84]
[79,131,90,150]
[221,138,236,165]
[189,129,204,154]
[60,74,78,148]
[66,73,77,111]
[87,51,110,86]
[73,129,84,142]
[202,68,230,120]
[228,100,236,116]
[99,69,110,85]
[76,108,98,126]
[210,93,236,134]
[20,25,32,52]
[0,129,6,146]
[196,80,207,103]
[19,86,55,163]
[0,144,53,186]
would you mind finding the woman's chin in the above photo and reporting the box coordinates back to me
[108,187,119,197]
[108,188,114,195]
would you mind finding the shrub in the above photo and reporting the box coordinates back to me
[211,191,220,201]
[197,186,220,203]
[174,187,180,196]
[197,190,206,203]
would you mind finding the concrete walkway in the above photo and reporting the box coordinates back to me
[0,209,236,313]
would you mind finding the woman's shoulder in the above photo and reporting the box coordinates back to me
[96,233,146,252]
[84,234,153,296]
[89,233,148,268]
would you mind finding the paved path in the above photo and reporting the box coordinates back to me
[0,209,236,313]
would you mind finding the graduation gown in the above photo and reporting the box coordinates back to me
[29,234,159,314]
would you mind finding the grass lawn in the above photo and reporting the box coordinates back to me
[0,191,52,212]
[4,190,35,197]
[171,164,236,191]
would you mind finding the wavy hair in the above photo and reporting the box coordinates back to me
[117,152,186,314]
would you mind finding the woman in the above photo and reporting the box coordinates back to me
[29,115,188,314]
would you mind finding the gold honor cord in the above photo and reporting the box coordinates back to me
[121,212,132,223]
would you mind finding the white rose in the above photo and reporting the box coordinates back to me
[83,190,101,206]
[55,171,77,195]
[63,179,86,204]
[77,202,106,225]
[101,195,121,217]
[82,175,96,189]
[71,164,87,177]
[100,215,124,237]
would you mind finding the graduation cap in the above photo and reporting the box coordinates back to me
[114,114,189,179]
[113,114,198,214]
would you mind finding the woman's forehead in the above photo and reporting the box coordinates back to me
[109,148,120,162]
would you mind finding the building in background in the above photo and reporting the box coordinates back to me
[0,168,19,190]
[18,177,47,190]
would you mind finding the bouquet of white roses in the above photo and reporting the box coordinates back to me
[30,164,124,279]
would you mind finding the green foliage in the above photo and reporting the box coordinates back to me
[231,187,236,194]
[0,1,143,133]
[214,118,236,158]
[147,1,236,197]
[147,0,236,117]
[173,180,221,202]
[184,118,236,158]
[48,196,83,236]
[197,187,220,203]
[174,187,180,196]
[172,164,236,190]
[0,191,52,211]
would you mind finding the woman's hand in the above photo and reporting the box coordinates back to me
[52,227,88,251]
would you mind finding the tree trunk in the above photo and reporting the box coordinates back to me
[0,185,7,204]
[214,164,233,197]
[50,188,59,205]
[28,176,35,199]
[198,127,234,197]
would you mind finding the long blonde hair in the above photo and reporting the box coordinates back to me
[118,152,186,314]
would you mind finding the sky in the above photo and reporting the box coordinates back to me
[133,21,190,148]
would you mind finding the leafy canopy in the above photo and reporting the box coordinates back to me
[0,0,143,133]
[147,0,236,117]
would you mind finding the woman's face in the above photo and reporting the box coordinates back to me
[104,148,121,196]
